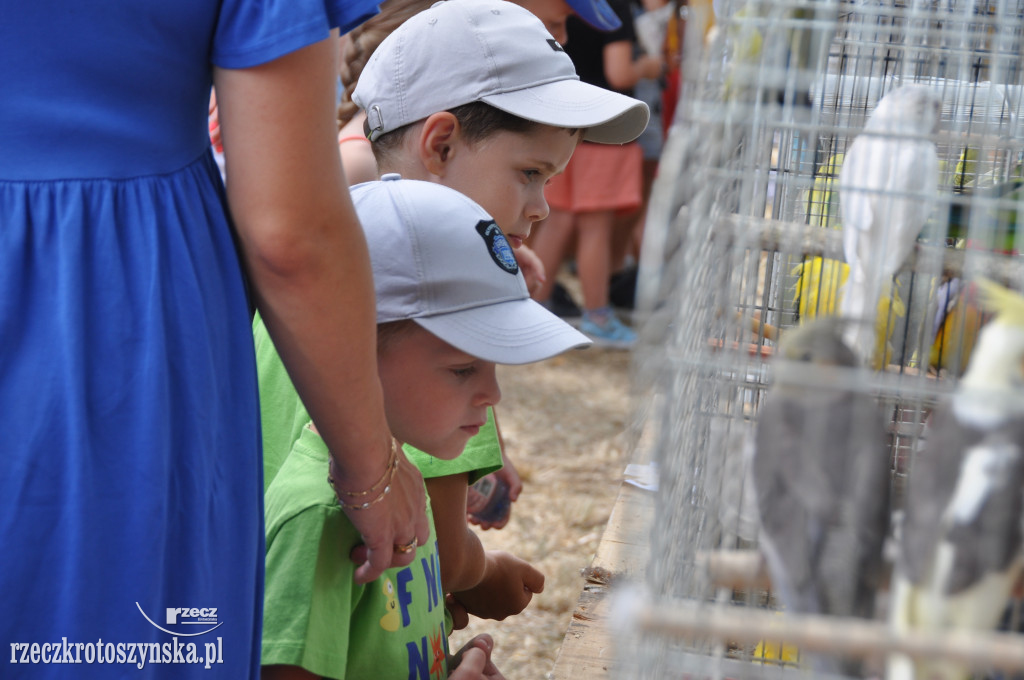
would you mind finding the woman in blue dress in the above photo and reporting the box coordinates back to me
[0,2,430,677]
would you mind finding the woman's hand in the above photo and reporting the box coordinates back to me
[334,451,430,583]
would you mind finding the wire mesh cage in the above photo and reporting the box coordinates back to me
[619,0,1024,677]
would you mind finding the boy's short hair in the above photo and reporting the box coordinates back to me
[367,101,578,165]
[351,176,591,364]
[352,0,648,145]
[376,319,418,352]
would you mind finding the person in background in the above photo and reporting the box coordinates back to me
[528,0,664,348]
[608,0,672,315]
[516,0,625,43]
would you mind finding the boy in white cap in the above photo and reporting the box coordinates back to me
[254,0,648,630]
[261,177,590,679]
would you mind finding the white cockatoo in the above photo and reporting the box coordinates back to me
[752,318,891,675]
[887,278,1024,680]
[839,85,942,365]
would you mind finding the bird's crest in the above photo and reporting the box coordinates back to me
[974,277,1024,326]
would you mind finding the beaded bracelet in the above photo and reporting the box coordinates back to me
[327,439,399,510]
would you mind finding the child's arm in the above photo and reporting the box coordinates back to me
[426,473,486,592]
[468,411,523,531]
[492,412,523,501]
[450,551,544,621]
[429,472,544,620]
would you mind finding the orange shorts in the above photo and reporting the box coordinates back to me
[545,141,643,213]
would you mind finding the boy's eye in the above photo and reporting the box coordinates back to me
[523,169,541,181]
[451,365,477,379]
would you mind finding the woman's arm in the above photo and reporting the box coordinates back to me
[214,34,428,584]
[603,39,664,91]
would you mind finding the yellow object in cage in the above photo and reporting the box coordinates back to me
[804,153,844,229]
[753,638,800,665]
[929,279,987,376]
[791,257,906,370]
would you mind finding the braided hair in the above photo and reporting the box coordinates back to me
[337,0,434,129]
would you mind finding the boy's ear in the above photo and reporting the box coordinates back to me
[418,112,461,176]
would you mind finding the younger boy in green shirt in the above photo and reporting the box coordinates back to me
[262,177,590,679]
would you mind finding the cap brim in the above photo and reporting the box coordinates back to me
[567,0,623,30]
[482,79,650,144]
[414,298,592,365]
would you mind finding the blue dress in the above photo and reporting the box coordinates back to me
[0,1,377,677]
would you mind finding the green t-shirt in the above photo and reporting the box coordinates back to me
[253,311,312,491]
[253,312,503,489]
[263,426,449,679]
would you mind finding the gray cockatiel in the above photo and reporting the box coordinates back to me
[887,278,1024,680]
[752,319,891,674]
[839,85,942,366]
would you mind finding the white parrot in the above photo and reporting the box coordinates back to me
[839,85,942,365]
[887,278,1024,680]
[752,318,891,675]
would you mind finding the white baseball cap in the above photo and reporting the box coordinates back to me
[351,0,649,144]
[351,175,592,364]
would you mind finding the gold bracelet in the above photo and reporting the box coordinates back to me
[336,482,393,511]
[327,438,399,501]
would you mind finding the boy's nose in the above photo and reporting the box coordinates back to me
[476,369,502,408]
[527,192,549,224]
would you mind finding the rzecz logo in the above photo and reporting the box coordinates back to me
[136,603,223,636]
[166,608,217,625]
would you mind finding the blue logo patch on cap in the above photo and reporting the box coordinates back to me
[475,220,519,275]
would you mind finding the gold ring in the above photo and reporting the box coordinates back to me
[394,540,417,554]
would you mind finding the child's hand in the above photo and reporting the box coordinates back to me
[445,593,470,630]
[467,464,521,531]
[513,244,546,294]
[450,551,544,621]
[448,634,506,680]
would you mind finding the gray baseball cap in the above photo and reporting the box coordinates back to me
[352,175,592,364]
[352,0,649,144]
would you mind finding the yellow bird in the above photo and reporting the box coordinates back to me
[793,152,904,370]
[791,257,906,370]
[953,145,980,191]
[804,153,844,229]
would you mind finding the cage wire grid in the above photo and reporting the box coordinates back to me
[619,0,1024,677]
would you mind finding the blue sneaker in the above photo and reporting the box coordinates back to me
[580,307,636,349]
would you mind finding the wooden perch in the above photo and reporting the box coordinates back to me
[738,311,780,342]
[630,600,1024,672]
[697,549,772,590]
